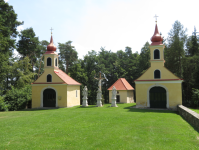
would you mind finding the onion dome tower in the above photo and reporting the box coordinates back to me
[47,35,57,51]
[44,30,59,71]
[149,17,165,67]
[150,23,163,46]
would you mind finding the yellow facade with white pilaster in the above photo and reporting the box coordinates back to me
[135,23,183,110]
[31,35,81,108]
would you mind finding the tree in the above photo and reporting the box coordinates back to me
[0,0,23,54]
[138,42,150,75]
[164,20,187,78]
[58,41,78,73]
[186,27,199,56]
[34,40,49,78]
[17,28,40,70]
[0,1,23,95]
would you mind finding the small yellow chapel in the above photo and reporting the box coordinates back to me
[31,34,81,108]
[135,21,183,110]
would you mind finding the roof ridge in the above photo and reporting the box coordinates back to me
[120,78,127,90]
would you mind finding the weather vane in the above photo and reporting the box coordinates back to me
[154,14,158,23]
[50,27,53,35]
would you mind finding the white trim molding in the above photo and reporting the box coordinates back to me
[147,84,169,108]
[41,86,58,107]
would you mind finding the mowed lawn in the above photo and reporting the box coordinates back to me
[0,103,199,150]
[190,108,199,114]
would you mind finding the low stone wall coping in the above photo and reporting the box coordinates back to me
[177,105,199,131]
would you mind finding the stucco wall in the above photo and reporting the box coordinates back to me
[177,105,199,131]
[34,70,63,83]
[67,85,80,107]
[109,90,131,103]
[127,90,134,103]
[32,84,67,108]
[135,82,182,110]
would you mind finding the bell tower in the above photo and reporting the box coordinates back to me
[44,33,59,72]
[150,18,164,68]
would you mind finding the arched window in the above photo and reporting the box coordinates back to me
[47,57,52,66]
[55,58,57,67]
[154,49,160,59]
[47,74,52,82]
[154,70,161,79]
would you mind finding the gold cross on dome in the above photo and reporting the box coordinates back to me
[154,14,158,23]
[50,27,53,35]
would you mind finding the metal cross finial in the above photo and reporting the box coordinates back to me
[154,14,158,23]
[50,27,53,35]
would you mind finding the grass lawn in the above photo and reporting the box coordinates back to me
[0,103,199,150]
[190,108,199,114]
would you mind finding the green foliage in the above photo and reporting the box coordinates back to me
[0,0,23,54]
[58,41,78,73]
[0,1,23,94]
[138,42,150,77]
[165,20,187,78]
[0,96,9,111]
[4,85,32,111]
[17,28,40,70]
[190,88,199,108]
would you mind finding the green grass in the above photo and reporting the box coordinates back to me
[0,103,199,150]
[190,108,199,114]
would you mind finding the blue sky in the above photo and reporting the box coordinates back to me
[5,0,199,59]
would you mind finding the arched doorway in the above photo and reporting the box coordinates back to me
[149,87,166,108]
[43,88,56,107]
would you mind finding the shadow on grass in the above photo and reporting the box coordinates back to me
[20,107,60,111]
[181,117,199,133]
[123,106,176,114]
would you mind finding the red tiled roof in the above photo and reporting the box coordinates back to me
[107,78,134,90]
[54,69,81,85]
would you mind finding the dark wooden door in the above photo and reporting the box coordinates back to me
[150,87,166,108]
[43,89,56,107]
[116,95,120,103]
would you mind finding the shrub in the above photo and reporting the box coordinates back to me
[0,96,9,111]
[4,85,32,111]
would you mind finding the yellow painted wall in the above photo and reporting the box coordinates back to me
[67,85,80,107]
[34,70,63,83]
[135,83,182,110]
[109,90,134,103]
[127,90,134,103]
[32,84,68,108]
[150,45,164,61]
[44,54,59,67]
[137,66,179,80]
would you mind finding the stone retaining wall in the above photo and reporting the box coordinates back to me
[177,105,199,131]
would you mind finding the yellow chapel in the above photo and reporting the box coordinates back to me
[31,35,81,108]
[135,22,183,110]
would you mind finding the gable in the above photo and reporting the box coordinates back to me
[136,65,180,81]
[34,70,64,83]
[108,78,134,90]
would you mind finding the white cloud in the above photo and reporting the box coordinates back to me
[17,25,24,32]
[4,0,9,3]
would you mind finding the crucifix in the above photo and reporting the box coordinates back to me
[50,27,53,35]
[154,14,158,23]
[94,71,105,91]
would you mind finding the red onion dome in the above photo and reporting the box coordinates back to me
[151,24,163,45]
[47,35,57,51]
